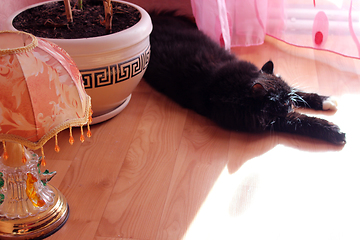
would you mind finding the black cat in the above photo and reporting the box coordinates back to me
[144,11,346,145]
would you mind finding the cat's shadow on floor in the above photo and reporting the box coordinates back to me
[148,88,344,175]
[226,130,344,174]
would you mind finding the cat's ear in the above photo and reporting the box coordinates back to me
[251,83,267,97]
[261,60,274,74]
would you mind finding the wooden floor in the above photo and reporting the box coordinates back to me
[41,37,360,240]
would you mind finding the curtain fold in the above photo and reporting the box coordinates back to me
[191,0,360,59]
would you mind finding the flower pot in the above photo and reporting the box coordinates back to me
[6,0,152,123]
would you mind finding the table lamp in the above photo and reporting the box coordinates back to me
[0,30,92,239]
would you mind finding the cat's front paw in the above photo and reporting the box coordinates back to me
[327,124,346,145]
[322,97,338,111]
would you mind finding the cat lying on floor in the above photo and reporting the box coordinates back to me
[143,11,346,145]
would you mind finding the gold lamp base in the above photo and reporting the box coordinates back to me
[0,184,69,239]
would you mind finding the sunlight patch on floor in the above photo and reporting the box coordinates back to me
[184,129,360,240]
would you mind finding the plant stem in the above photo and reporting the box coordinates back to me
[78,0,83,10]
[103,0,113,34]
[64,0,73,22]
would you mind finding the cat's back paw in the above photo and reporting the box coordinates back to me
[322,97,338,111]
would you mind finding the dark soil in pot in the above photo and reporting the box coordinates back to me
[12,0,141,39]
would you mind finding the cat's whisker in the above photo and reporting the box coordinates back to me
[267,119,277,139]
[289,91,310,108]
[290,75,314,89]
[290,82,302,89]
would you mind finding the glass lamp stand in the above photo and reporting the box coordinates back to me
[0,142,69,239]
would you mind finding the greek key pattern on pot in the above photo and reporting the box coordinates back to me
[81,46,150,89]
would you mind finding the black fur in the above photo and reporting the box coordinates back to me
[144,11,346,145]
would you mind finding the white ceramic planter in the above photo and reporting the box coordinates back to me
[7,0,152,123]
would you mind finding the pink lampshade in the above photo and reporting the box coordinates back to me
[0,31,92,162]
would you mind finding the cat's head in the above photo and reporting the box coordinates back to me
[251,61,293,115]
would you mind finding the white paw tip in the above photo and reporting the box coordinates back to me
[323,97,338,111]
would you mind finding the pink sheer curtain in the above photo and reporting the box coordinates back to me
[191,0,360,59]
